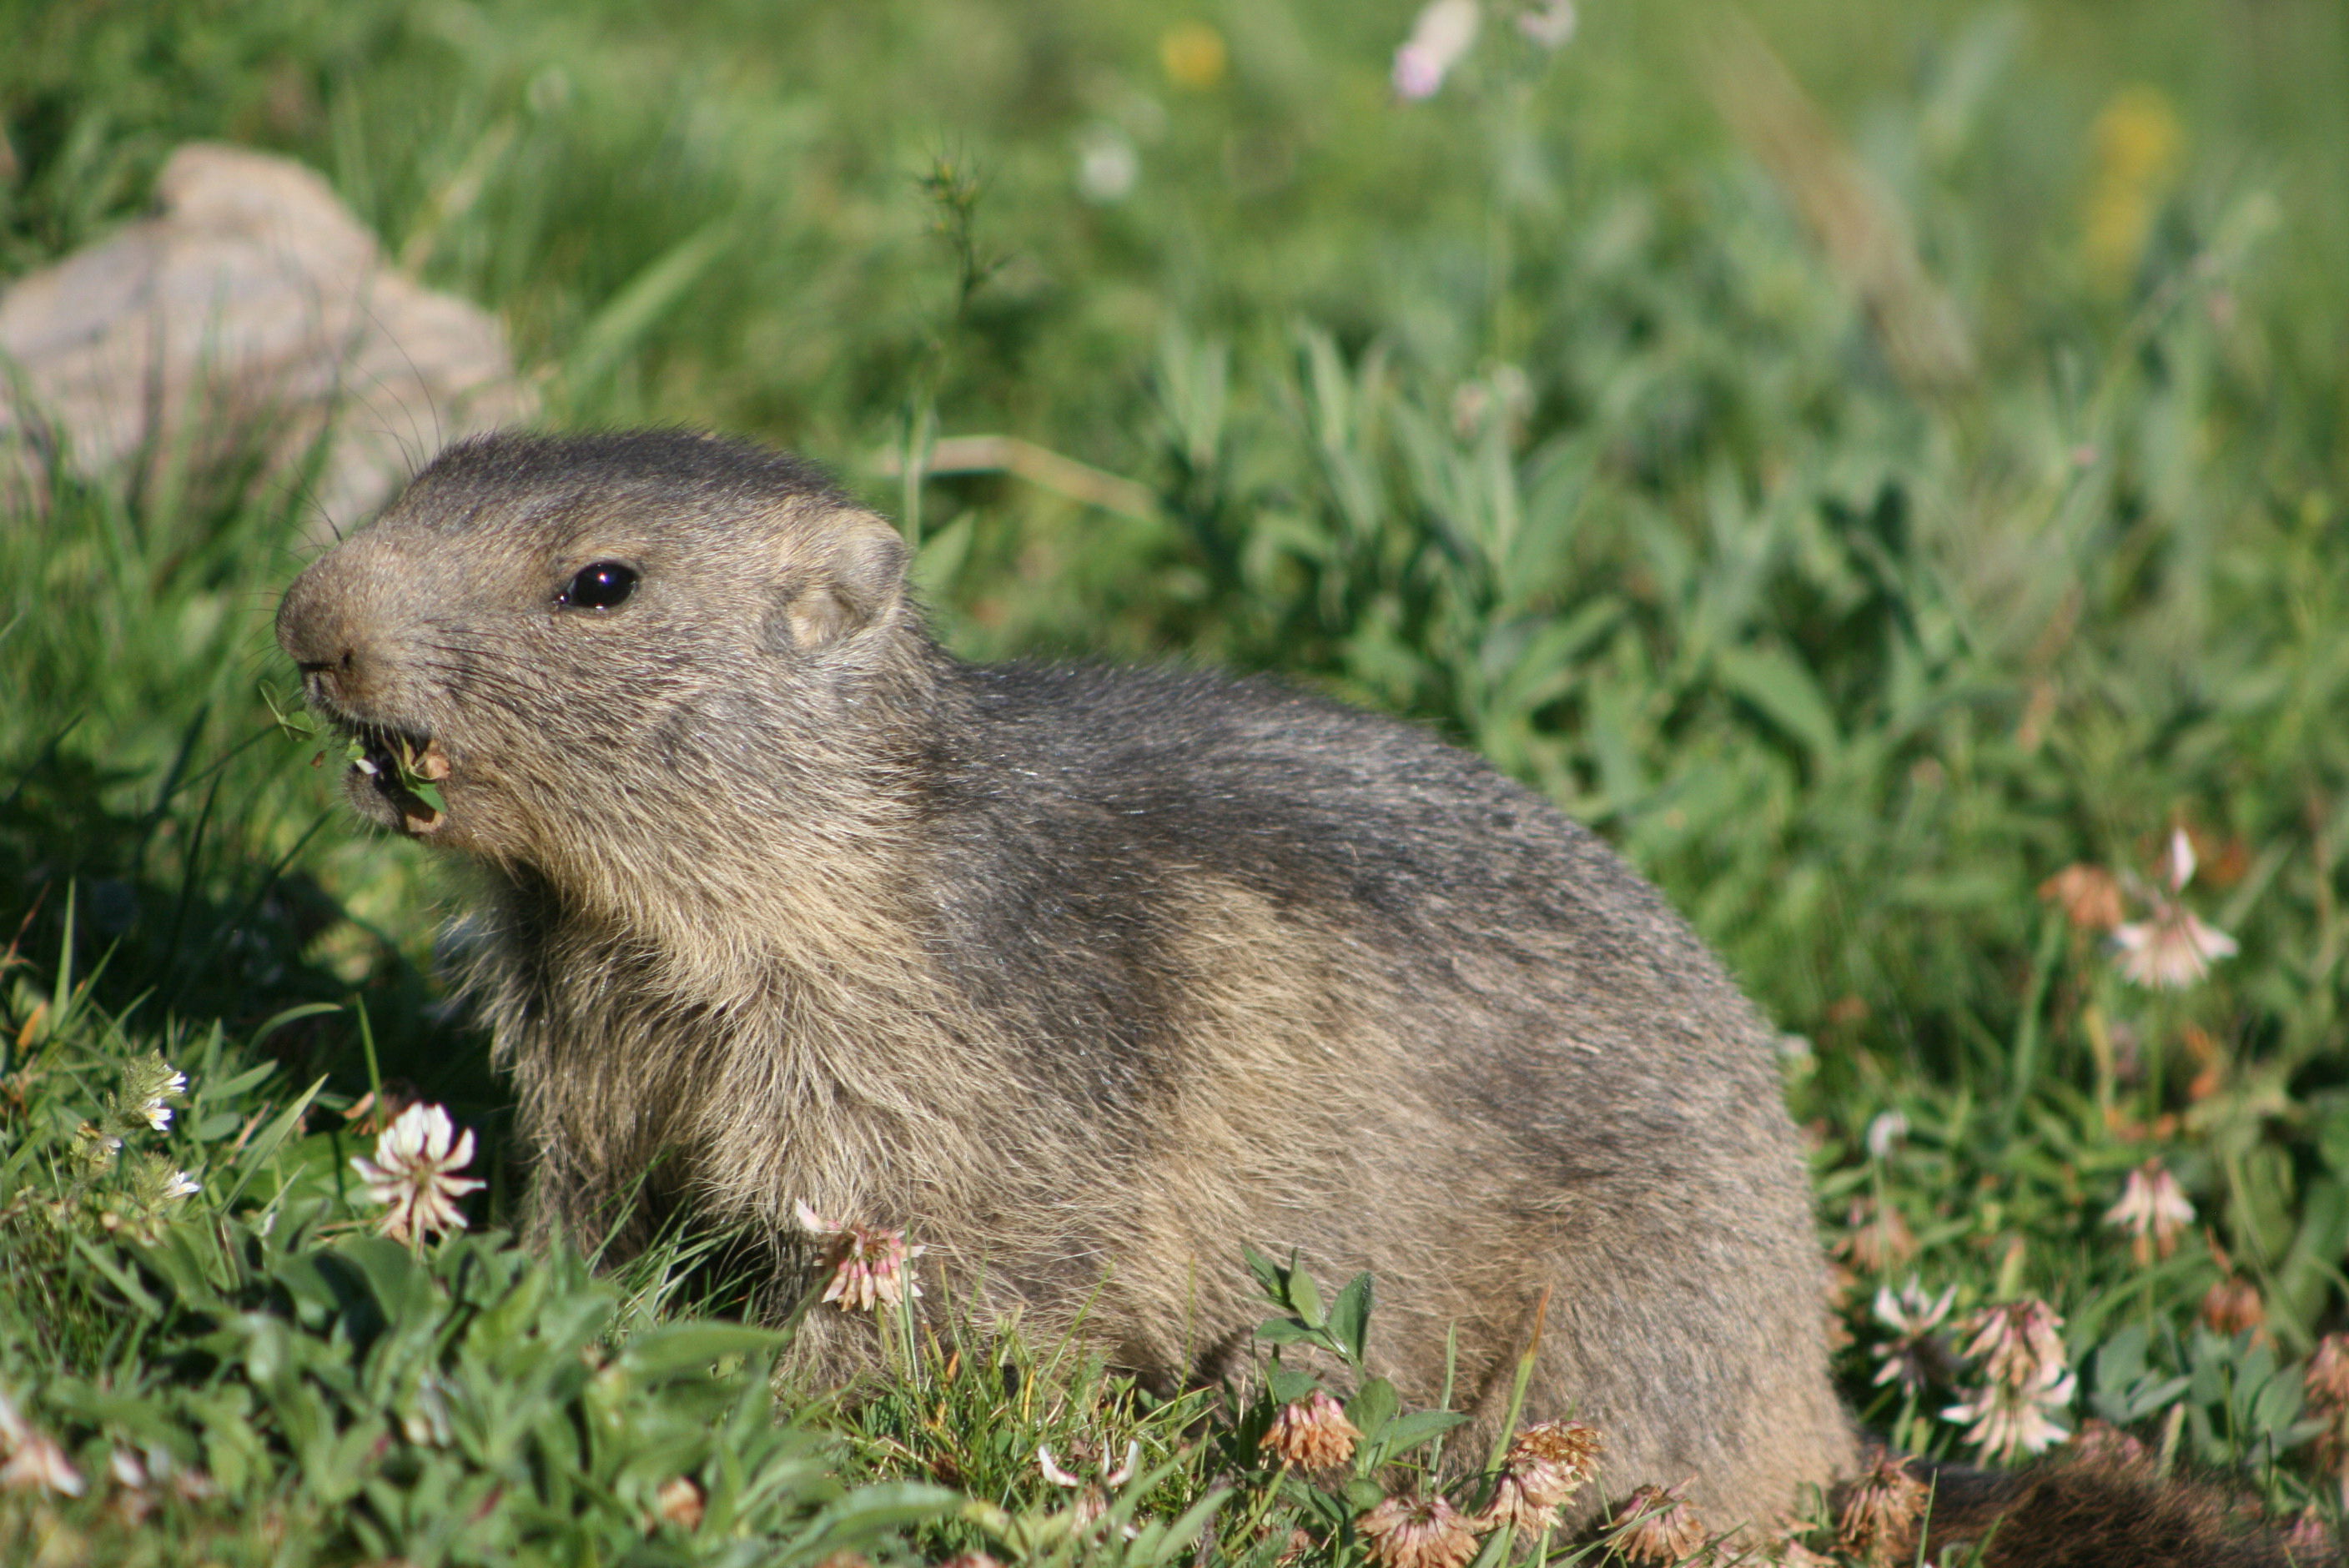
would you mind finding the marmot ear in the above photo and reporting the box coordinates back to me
[773,510,908,651]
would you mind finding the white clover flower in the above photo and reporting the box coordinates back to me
[1943,1299,2075,1461]
[2111,827,2237,988]
[351,1103,485,1244]
[2105,1160,2195,1264]
[2112,907,2238,988]
[1942,1371,2075,1461]
[1870,1278,1956,1397]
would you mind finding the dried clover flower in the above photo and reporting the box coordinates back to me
[1609,1480,1708,1564]
[350,1102,485,1244]
[2201,1275,2266,1339]
[1261,1390,1360,1470]
[2071,1420,2151,1470]
[1836,1197,1917,1274]
[2307,1335,2349,1410]
[794,1200,925,1311]
[1836,1450,1926,1565]
[2040,865,2125,932]
[1358,1492,1481,1568]
[2105,1161,2195,1264]
[655,1475,705,1530]
[1479,1420,1602,1531]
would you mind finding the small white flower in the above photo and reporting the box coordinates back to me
[109,1447,148,1490]
[2162,826,2196,892]
[351,1103,485,1244]
[1075,125,1139,204]
[1865,1109,1910,1160]
[161,1170,199,1203]
[0,1390,85,1500]
[2110,827,2237,989]
[1516,0,1577,48]
[142,1100,174,1132]
[1038,1445,1085,1489]
[1394,0,1481,101]
[2105,1161,2195,1264]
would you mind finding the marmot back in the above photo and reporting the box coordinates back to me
[276,429,1854,1535]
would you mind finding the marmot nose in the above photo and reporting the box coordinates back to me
[277,553,388,714]
[293,651,356,707]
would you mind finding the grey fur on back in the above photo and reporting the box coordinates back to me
[276,430,1854,1535]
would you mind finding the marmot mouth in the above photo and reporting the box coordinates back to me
[343,720,452,834]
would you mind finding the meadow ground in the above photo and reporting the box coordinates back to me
[3,0,2347,1561]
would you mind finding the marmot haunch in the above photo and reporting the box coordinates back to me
[278,430,2271,1558]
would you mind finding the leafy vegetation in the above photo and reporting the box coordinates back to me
[3,0,2347,1560]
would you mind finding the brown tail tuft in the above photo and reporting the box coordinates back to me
[1904,1456,2311,1568]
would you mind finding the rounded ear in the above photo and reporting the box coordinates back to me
[772,510,908,651]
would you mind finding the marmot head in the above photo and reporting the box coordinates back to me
[276,430,918,873]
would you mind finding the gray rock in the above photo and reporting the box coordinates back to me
[0,142,533,541]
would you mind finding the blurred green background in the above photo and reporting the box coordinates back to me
[5,0,2349,1542]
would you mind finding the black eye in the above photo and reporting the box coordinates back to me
[561,561,638,611]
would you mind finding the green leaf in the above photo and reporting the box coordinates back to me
[1713,644,1841,761]
[566,223,732,390]
[615,1322,784,1382]
[246,1005,341,1054]
[1129,1487,1230,1568]
[1241,1243,1287,1304]
[1325,1272,1373,1363]
[1254,1319,1318,1347]
[1265,1365,1322,1405]
[1345,1377,1398,1444]
[216,1074,329,1209]
[1287,1256,1325,1327]
[1376,1409,1467,1453]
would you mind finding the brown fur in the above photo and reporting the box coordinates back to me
[1904,1457,2299,1566]
[278,430,1864,1533]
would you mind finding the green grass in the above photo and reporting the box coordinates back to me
[4,0,2348,1560]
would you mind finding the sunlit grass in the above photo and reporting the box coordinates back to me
[3,0,2347,1560]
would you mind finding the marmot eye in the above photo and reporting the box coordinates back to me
[561,561,639,611]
